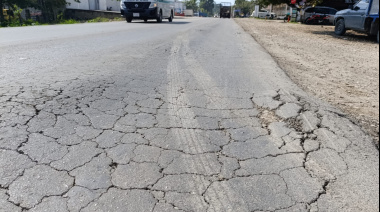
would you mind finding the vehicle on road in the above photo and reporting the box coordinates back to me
[185,9,194,17]
[220,2,232,18]
[120,0,175,23]
[334,0,379,42]
[301,6,338,25]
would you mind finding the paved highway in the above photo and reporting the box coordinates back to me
[0,18,379,211]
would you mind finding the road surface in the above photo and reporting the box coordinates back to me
[0,18,379,212]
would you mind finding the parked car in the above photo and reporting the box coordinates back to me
[301,6,338,25]
[334,0,379,42]
[251,10,277,19]
[268,12,277,19]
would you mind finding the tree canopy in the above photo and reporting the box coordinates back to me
[1,0,80,23]
[199,0,214,15]
[235,0,255,15]
[185,0,199,12]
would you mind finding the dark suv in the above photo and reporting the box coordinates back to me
[301,6,338,25]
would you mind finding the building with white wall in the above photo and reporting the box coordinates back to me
[174,1,186,15]
[66,0,121,11]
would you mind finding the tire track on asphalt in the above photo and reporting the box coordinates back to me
[167,21,376,211]
[179,33,254,212]
[165,33,220,211]
[179,28,328,210]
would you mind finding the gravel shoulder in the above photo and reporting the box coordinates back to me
[235,18,380,144]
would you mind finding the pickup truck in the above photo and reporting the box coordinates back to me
[334,0,379,42]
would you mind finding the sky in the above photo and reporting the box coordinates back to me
[214,0,236,5]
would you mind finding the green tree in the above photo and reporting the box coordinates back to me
[213,3,220,15]
[186,0,199,12]
[235,0,255,16]
[199,0,214,15]
[1,0,80,24]
[30,0,81,22]
[1,0,33,25]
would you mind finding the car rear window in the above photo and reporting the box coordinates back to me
[329,9,338,15]
[306,7,337,14]
[315,8,328,14]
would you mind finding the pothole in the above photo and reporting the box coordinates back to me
[259,109,282,127]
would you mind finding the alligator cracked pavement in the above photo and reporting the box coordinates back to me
[0,19,379,211]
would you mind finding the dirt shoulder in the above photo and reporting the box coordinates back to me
[235,18,379,144]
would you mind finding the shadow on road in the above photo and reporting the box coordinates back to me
[128,21,191,25]
[311,30,377,44]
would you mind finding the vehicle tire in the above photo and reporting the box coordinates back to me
[126,18,132,23]
[377,31,379,43]
[144,19,148,23]
[335,19,346,36]
[157,11,163,23]
[305,18,314,25]
[168,12,173,22]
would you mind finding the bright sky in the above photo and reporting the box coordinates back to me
[214,0,236,5]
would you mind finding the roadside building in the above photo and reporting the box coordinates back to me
[21,8,42,21]
[66,0,121,11]
[67,0,187,13]
[272,4,289,18]
[175,1,186,16]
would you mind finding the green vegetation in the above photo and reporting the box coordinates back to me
[87,17,123,23]
[235,0,256,16]
[1,0,80,25]
[199,0,214,16]
[233,0,325,14]
[0,16,124,28]
[186,0,199,13]
[0,0,125,28]
[186,0,216,17]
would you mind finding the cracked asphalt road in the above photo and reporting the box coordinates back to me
[0,18,379,211]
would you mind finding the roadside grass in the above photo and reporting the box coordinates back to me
[87,17,124,23]
[59,19,80,24]
[0,17,124,28]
